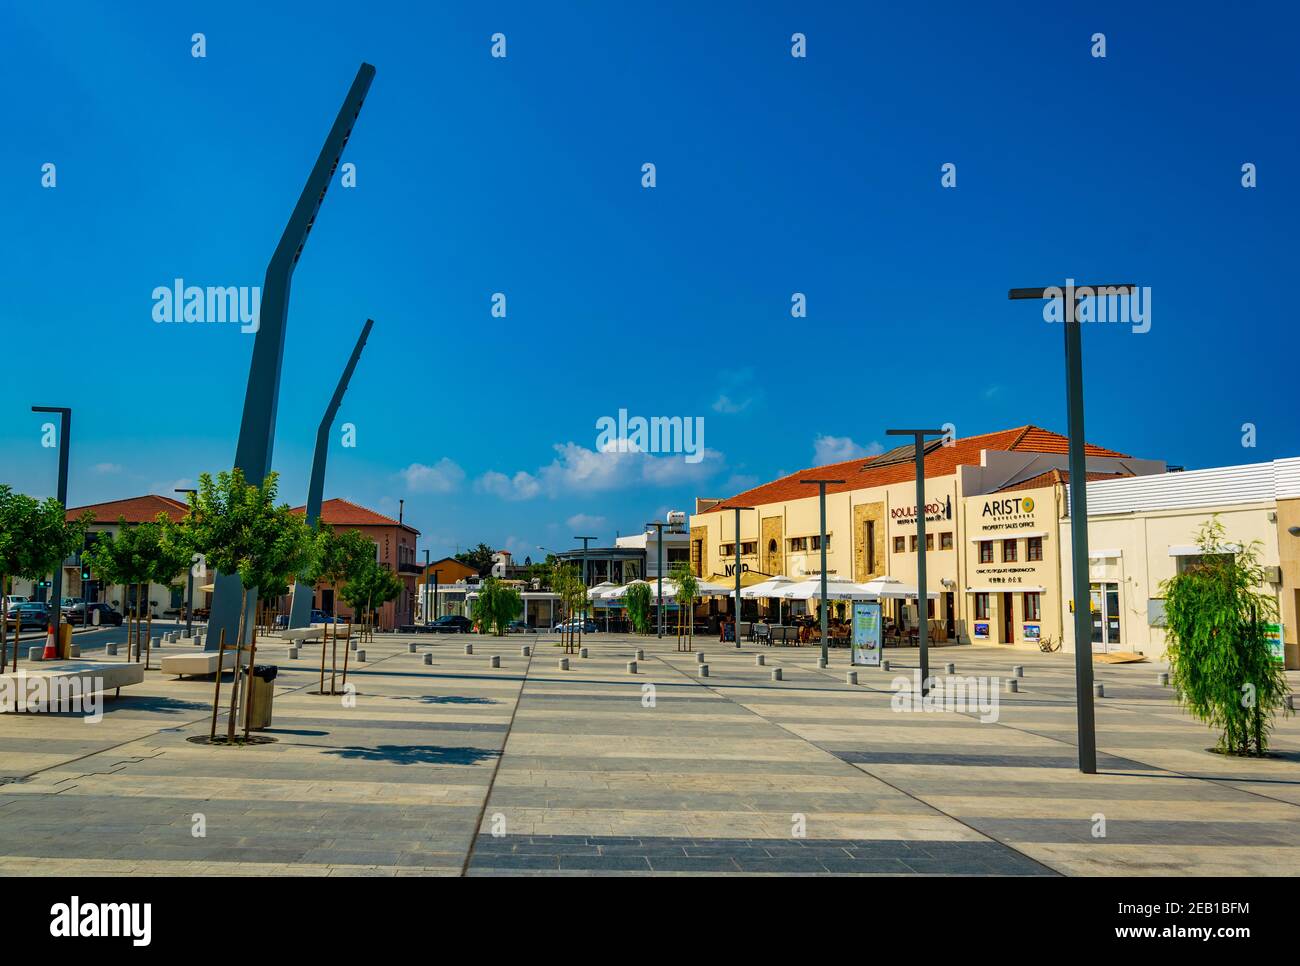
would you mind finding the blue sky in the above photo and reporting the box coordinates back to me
[2,1,1297,559]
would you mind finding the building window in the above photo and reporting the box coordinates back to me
[866,521,877,570]
[1003,539,1017,562]
[1027,537,1043,561]
[939,531,953,550]
[893,536,905,553]
[909,535,918,552]
[1024,592,1041,621]
[979,540,993,563]
[788,536,808,552]
[925,533,934,551]
[720,543,734,557]
[740,541,756,556]
[975,593,990,619]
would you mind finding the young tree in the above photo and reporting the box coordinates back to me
[0,488,89,669]
[625,581,652,635]
[303,524,375,694]
[84,518,159,661]
[1160,518,1292,756]
[670,562,699,652]
[341,559,403,634]
[175,470,316,739]
[471,576,522,637]
[454,542,497,577]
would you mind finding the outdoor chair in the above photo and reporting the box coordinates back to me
[753,623,771,645]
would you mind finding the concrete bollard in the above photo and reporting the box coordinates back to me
[771,668,783,681]
[945,662,955,675]
[28,646,43,662]
[1007,679,1019,693]
[734,640,741,649]
[1289,694,1299,712]
[182,630,192,639]
[627,661,637,674]
[559,657,569,671]
[579,647,588,659]
[107,642,118,656]
[846,670,858,685]
[288,647,299,660]
[408,642,417,653]
[464,643,473,655]
[1094,683,1105,698]
[699,664,709,677]
[356,650,366,662]
[1013,665,1024,678]
[153,636,161,651]
[881,660,891,672]
[635,649,644,661]
[69,644,81,658]
[696,652,705,664]
[490,655,500,668]
[817,658,828,669]
[755,654,765,666]
[1158,672,1169,686]
[423,653,433,665]
[522,645,531,657]
[350,640,357,651]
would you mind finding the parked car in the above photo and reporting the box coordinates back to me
[506,620,530,634]
[61,597,85,609]
[429,614,472,634]
[4,595,29,610]
[66,602,123,626]
[310,609,343,624]
[7,601,50,626]
[553,618,598,634]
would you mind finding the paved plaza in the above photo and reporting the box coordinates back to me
[1,632,1298,876]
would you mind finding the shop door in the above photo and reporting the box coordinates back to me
[944,592,955,640]
[1001,592,1014,644]
[1089,582,1122,652]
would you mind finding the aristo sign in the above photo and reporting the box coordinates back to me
[982,496,1035,517]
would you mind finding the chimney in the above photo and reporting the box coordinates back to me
[399,499,404,525]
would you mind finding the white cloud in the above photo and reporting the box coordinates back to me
[566,513,607,531]
[400,459,465,494]
[477,439,723,501]
[92,462,123,475]
[475,469,542,501]
[712,393,751,414]
[712,368,760,414]
[812,434,883,465]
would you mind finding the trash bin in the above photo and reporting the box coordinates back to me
[242,665,279,730]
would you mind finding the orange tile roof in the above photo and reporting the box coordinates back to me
[67,494,189,524]
[291,498,420,534]
[702,425,1131,513]
[995,469,1132,493]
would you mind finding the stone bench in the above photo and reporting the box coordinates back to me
[1,660,145,707]
[159,649,242,679]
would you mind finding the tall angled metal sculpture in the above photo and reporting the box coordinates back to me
[288,318,374,628]
[207,63,376,651]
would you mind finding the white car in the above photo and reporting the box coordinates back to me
[4,595,28,610]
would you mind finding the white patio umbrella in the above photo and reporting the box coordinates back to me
[741,574,795,624]
[776,576,880,601]
[587,581,619,630]
[857,577,938,599]
[607,579,650,599]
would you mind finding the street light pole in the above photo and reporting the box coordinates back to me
[885,429,946,696]
[175,487,198,637]
[728,506,754,634]
[575,536,596,644]
[1010,282,1133,775]
[800,479,844,667]
[33,406,71,656]
[644,522,672,638]
[423,549,430,624]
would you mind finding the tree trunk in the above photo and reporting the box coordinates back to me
[318,602,329,694]
[209,629,227,739]
[242,628,258,740]
[341,618,353,689]
[144,593,153,669]
[226,600,247,740]
[12,610,21,672]
[1,574,8,673]
[329,583,339,694]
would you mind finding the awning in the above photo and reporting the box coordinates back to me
[966,586,1046,593]
[970,531,1048,542]
[1089,549,1122,559]
[705,571,771,589]
[1168,543,1240,556]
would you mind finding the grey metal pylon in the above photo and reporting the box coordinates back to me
[288,318,374,628]
[206,63,376,650]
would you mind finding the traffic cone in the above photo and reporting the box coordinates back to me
[43,623,58,660]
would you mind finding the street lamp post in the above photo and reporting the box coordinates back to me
[885,429,946,697]
[644,522,673,638]
[728,506,754,635]
[1010,282,1132,775]
[575,536,596,646]
[33,406,71,656]
[175,487,198,637]
[423,549,430,624]
[799,480,844,667]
